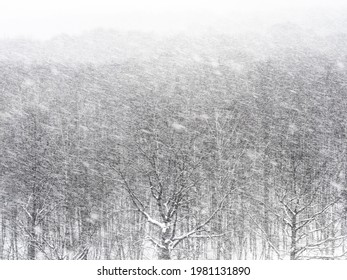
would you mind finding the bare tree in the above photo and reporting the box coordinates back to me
[112,102,233,259]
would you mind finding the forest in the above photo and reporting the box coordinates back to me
[1,24,347,260]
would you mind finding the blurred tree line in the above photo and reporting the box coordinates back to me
[1,31,347,259]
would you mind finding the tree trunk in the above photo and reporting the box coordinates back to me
[158,245,171,260]
[27,185,38,260]
[158,226,171,260]
[290,214,297,260]
[27,232,36,259]
[27,210,37,260]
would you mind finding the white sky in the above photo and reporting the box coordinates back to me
[0,0,346,39]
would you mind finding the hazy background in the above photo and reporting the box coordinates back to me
[1,0,347,39]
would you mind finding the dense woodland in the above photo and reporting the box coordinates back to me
[1,24,347,259]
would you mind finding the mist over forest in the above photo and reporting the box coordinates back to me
[1,10,347,259]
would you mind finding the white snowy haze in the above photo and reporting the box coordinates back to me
[0,0,346,39]
[0,0,346,64]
